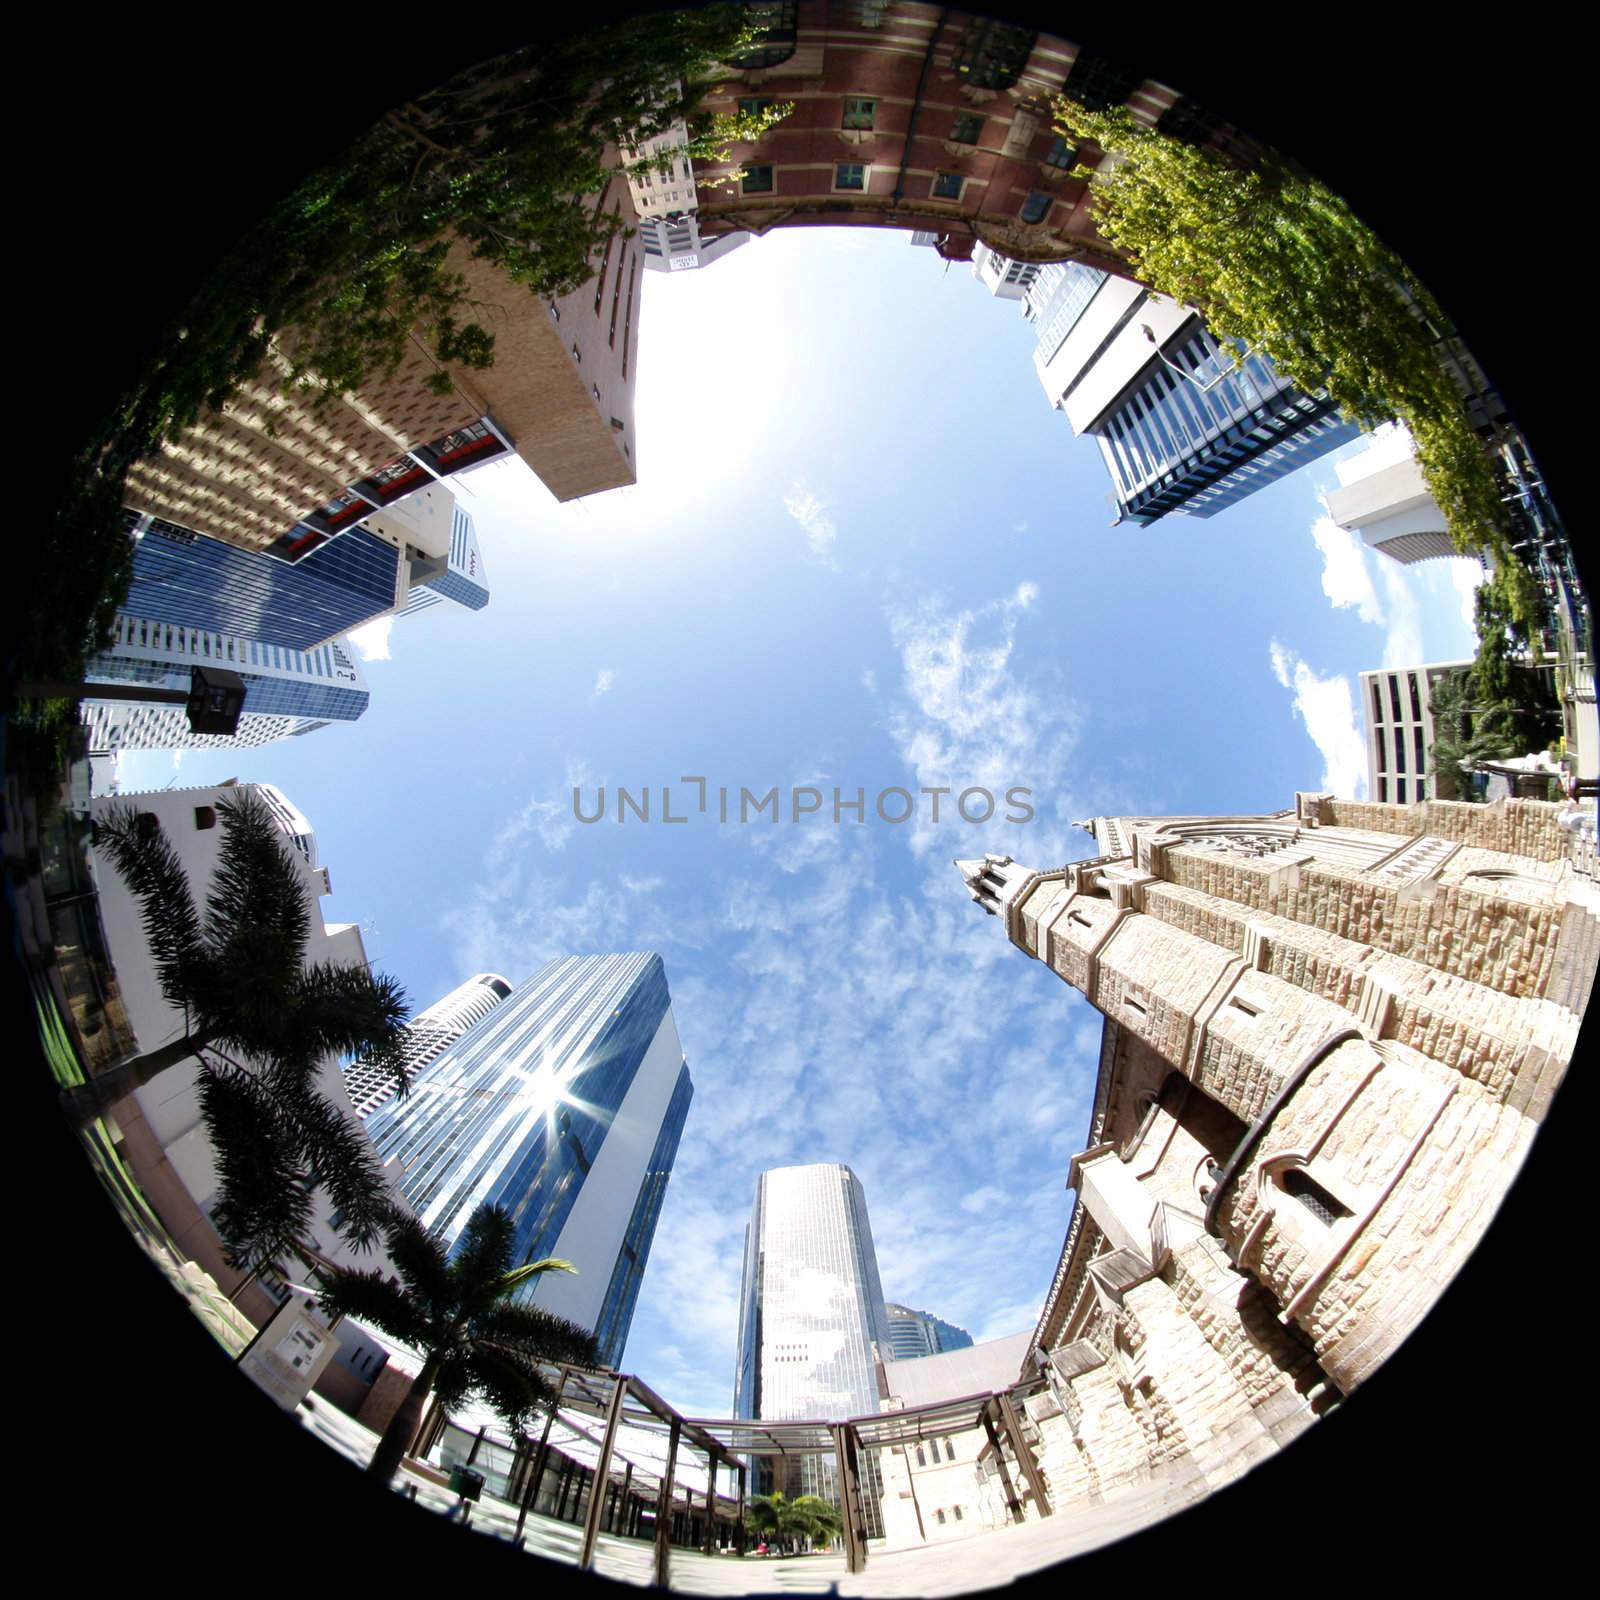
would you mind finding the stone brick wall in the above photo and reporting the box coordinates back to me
[1165,848,1565,999]
[1094,914,1234,1066]
[1213,1039,1535,1392]
[1324,795,1568,860]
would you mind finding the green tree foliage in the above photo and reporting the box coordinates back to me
[747,1490,843,1553]
[312,1204,599,1482]
[30,6,788,686]
[1053,102,1537,622]
[62,792,412,1267]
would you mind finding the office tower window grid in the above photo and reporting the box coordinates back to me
[121,517,401,651]
[364,954,672,1269]
[342,973,514,1118]
[1094,327,1362,523]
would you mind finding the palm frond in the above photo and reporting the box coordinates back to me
[458,1341,555,1436]
[470,1300,600,1368]
[381,1212,455,1309]
[431,1350,476,1416]
[92,805,206,1019]
[204,793,311,999]
[275,1077,396,1251]
[197,1062,315,1271]
[448,1204,518,1303]
[289,962,412,1065]
[313,1265,436,1349]
[497,1256,578,1294]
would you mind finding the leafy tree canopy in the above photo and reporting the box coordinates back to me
[34,7,788,686]
[1054,101,1538,623]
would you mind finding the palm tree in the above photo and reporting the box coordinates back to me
[787,1494,843,1552]
[62,791,413,1266]
[312,1203,600,1484]
[747,1490,843,1554]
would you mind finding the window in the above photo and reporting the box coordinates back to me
[1409,673,1423,722]
[951,111,984,144]
[1019,190,1051,224]
[1043,135,1075,170]
[1281,1167,1352,1225]
[194,806,217,830]
[842,97,876,130]
[915,1446,926,1467]
[835,162,867,191]
[741,165,774,194]
[952,1505,963,1520]
[944,1440,956,1462]
[1064,52,1142,112]
[931,171,963,199]
[935,1509,947,1525]
[951,18,1037,89]
[738,96,773,117]
[1157,97,1223,147]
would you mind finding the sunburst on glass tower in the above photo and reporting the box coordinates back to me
[363,953,693,1370]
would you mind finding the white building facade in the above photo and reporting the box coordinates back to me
[341,972,514,1118]
[1360,659,1474,805]
[86,782,401,1302]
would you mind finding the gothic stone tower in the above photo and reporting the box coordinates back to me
[956,790,1591,1509]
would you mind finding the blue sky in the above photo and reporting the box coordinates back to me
[115,227,1481,1417]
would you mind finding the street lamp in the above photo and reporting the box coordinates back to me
[1140,323,1264,394]
[15,663,248,738]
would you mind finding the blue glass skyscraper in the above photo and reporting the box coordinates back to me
[364,953,692,1367]
[119,486,488,651]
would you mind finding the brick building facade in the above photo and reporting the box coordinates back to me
[124,183,645,557]
[940,788,1591,1530]
[692,3,1246,269]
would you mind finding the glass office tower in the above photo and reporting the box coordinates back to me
[120,493,489,651]
[82,614,368,751]
[734,1163,894,1516]
[883,1303,974,1362]
[364,953,692,1365]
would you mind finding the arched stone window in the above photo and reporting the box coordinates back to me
[1257,1155,1354,1249]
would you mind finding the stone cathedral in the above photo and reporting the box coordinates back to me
[944,788,1591,1523]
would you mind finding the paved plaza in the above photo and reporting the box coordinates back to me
[296,1396,1205,1595]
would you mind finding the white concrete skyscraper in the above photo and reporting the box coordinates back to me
[734,1163,893,1509]
[342,972,514,1118]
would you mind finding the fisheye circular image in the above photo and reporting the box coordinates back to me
[13,4,1587,1592]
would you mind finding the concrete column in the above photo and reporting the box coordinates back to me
[654,1418,681,1588]
[997,1391,1052,1518]
[580,1377,629,1570]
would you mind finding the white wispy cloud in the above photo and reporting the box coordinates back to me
[1450,557,1486,628]
[347,616,394,662]
[481,758,595,865]
[1269,640,1368,799]
[591,668,616,702]
[883,580,1090,862]
[439,811,1103,1412]
[783,484,841,571]
[1311,515,1384,624]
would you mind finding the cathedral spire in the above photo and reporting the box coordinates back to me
[954,853,1035,918]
